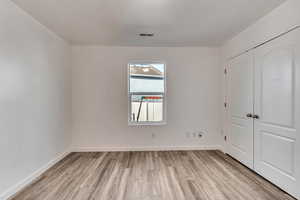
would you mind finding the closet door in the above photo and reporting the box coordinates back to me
[254,29,300,198]
[227,52,254,169]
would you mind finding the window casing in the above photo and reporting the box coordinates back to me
[128,62,166,126]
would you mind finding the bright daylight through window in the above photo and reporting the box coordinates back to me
[128,63,166,125]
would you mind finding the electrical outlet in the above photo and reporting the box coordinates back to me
[186,132,190,138]
[192,132,196,138]
[188,131,205,139]
[197,131,205,139]
[151,133,156,139]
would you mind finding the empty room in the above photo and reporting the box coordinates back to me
[1,0,300,199]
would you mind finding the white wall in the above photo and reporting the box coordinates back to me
[220,0,300,151]
[0,0,71,198]
[72,46,222,151]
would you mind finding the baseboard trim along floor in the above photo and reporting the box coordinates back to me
[71,145,223,153]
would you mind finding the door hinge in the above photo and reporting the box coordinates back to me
[224,136,227,141]
[224,102,227,108]
[224,68,227,75]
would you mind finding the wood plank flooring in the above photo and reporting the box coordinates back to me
[11,151,295,200]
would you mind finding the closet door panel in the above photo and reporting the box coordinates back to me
[295,38,300,200]
[254,29,300,198]
[227,52,254,169]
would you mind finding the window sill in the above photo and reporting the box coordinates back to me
[128,121,167,126]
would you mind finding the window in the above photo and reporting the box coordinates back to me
[128,62,166,125]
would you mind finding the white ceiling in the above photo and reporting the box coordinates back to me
[12,0,286,46]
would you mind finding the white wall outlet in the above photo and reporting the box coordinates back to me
[186,132,190,138]
[192,132,197,138]
[151,133,156,139]
[197,131,205,138]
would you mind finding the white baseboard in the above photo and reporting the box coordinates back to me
[72,145,223,152]
[0,150,71,200]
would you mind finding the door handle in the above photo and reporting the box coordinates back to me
[253,114,259,119]
[246,113,253,118]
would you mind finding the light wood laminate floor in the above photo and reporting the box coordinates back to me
[11,151,295,200]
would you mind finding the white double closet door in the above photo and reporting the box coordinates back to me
[227,28,300,199]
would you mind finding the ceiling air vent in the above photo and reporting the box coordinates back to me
[139,33,154,37]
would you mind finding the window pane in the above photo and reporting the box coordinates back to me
[129,63,165,124]
[129,64,165,93]
[130,94,164,122]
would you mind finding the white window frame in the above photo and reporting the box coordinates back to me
[128,61,167,126]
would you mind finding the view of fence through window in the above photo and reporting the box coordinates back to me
[129,63,165,124]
